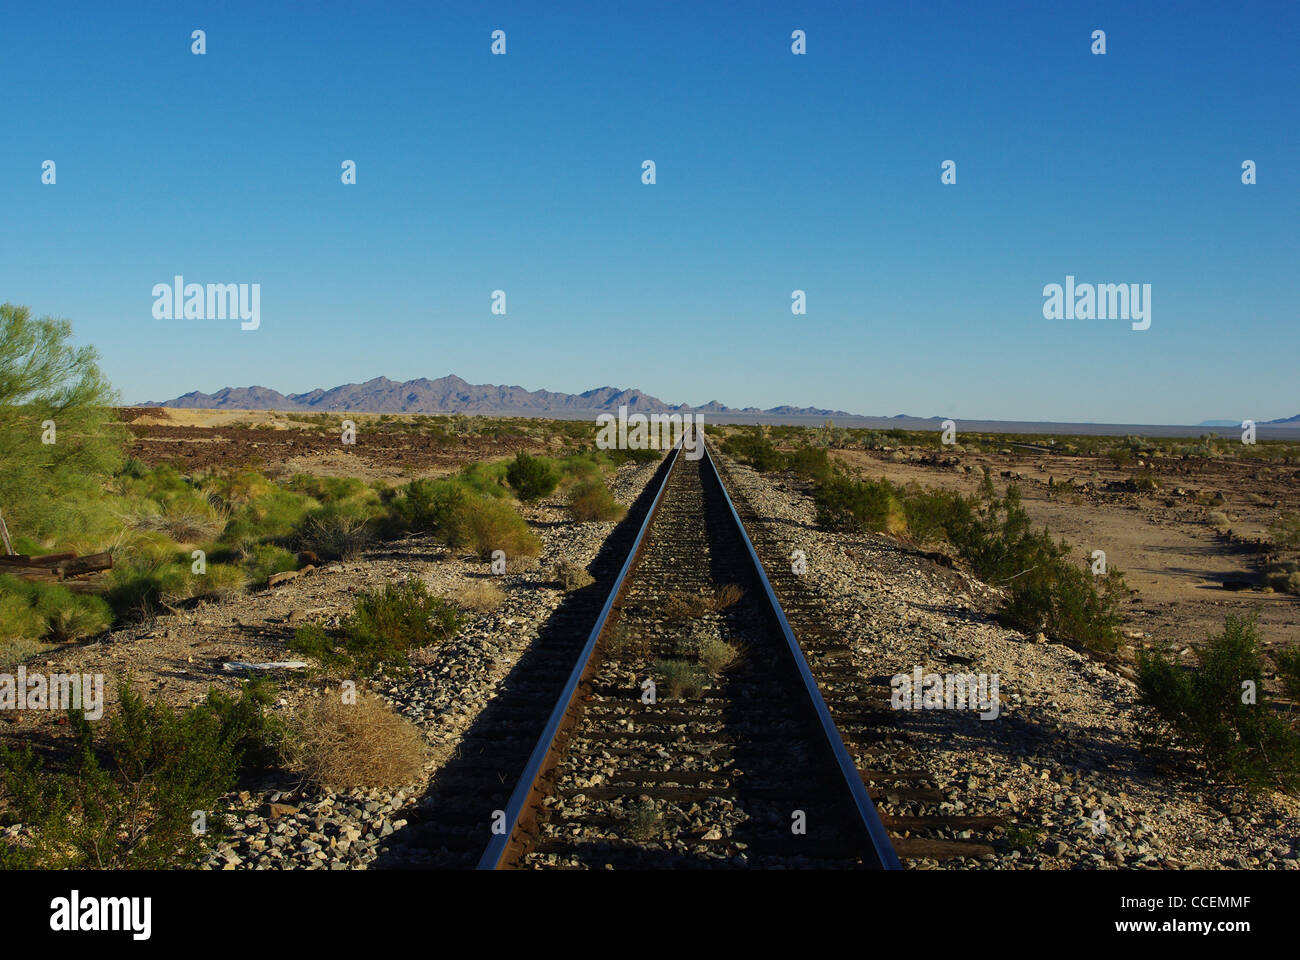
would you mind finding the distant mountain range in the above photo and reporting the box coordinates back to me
[1199,414,1300,427]
[141,375,856,418]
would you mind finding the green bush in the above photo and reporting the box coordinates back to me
[813,475,907,535]
[722,428,784,472]
[784,447,833,482]
[0,303,127,543]
[241,544,299,586]
[30,583,113,642]
[293,578,462,673]
[0,588,46,642]
[220,488,318,544]
[1003,554,1126,653]
[387,477,469,534]
[296,503,375,561]
[655,659,709,699]
[568,478,625,522]
[1275,645,1300,703]
[1137,615,1300,794]
[0,575,113,643]
[0,678,279,869]
[505,452,560,501]
[446,497,541,560]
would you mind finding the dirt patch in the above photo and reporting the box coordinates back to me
[829,447,1300,654]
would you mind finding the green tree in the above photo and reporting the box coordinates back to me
[0,303,125,541]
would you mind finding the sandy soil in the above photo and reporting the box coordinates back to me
[831,447,1300,655]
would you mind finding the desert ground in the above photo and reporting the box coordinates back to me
[4,409,1298,870]
[831,445,1300,658]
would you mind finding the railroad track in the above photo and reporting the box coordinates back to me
[394,437,1002,869]
[475,438,953,870]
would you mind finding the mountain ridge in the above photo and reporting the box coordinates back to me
[142,374,856,418]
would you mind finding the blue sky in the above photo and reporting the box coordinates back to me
[1,0,1296,424]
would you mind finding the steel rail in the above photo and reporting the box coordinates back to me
[702,441,903,870]
[476,440,684,869]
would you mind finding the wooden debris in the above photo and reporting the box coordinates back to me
[221,661,309,673]
[0,550,112,587]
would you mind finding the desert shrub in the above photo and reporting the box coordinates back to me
[1270,512,1300,551]
[1264,562,1300,595]
[221,488,318,544]
[285,474,371,504]
[506,452,560,501]
[30,584,113,642]
[129,497,226,543]
[1275,645,1300,703]
[1207,510,1231,531]
[297,505,374,561]
[454,581,505,613]
[605,446,661,465]
[287,623,348,668]
[298,578,462,674]
[0,637,47,669]
[625,798,663,840]
[0,678,279,868]
[900,486,963,545]
[568,478,626,522]
[552,560,595,591]
[181,562,247,602]
[1137,615,1300,794]
[286,691,426,791]
[241,543,299,585]
[0,587,46,642]
[663,585,743,619]
[1002,555,1126,653]
[388,477,469,534]
[604,621,648,659]
[0,575,112,643]
[457,460,512,497]
[722,428,784,472]
[813,475,907,535]
[697,637,739,675]
[446,497,541,559]
[655,659,708,699]
[784,446,833,482]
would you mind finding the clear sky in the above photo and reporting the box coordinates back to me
[1,0,1296,424]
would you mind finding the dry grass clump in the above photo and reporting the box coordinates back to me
[655,658,708,699]
[299,513,373,561]
[625,798,664,841]
[552,560,595,591]
[604,620,648,660]
[697,636,740,675]
[287,692,427,790]
[663,584,744,619]
[447,498,541,559]
[568,479,626,523]
[129,501,226,543]
[455,581,505,613]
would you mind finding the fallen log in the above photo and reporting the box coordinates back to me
[0,553,77,568]
[0,550,112,588]
[58,552,113,577]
